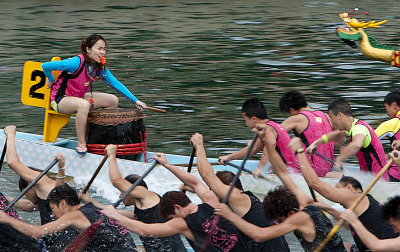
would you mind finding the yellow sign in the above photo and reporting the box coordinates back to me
[21,57,60,108]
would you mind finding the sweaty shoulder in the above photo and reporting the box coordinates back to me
[281,114,308,132]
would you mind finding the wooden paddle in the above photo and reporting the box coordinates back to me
[82,155,108,194]
[182,148,195,193]
[4,159,58,212]
[0,139,6,172]
[63,160,159,252]
[314,158,393,252]
[147,106,167,113]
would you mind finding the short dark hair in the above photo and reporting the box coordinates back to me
[328,98,352,116]
[215,171,243,191]
[263,186,299,220]
[158,191,191,219]
[279,90,308,113]
[124,174,148,189]
[47,184,80,207]
[19,177,29,191]
[241,98,268,119]
[381,196,400,221]
[383,91,400,106]
[338,176,363,191]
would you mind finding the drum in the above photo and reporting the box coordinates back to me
[86,108,147,161]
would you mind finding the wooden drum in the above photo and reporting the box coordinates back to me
[86,108,147,161]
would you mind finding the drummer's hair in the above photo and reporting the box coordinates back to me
[381,196,400,221]
[159,191,191,219]
[18,177,29,191]
[338,176,363,191]
[328,98,353,117]
[242,98,268,119]
[124,174,148,189]
[263,186,299,220]
[279,90,308,113]
[215,171,243,191]
[383,90,400,106]
[80,34,109,61]
[47,184,80,207]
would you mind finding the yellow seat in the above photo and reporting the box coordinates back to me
[42,57,72,142]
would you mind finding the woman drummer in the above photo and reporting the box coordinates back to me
[42,34,146,154]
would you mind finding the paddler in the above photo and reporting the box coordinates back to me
[291,136,397,252]
[42,34,147,154]
[374,90,400,181]
[279,90,336,177]
[307,98,390,180]
[218,98,299,177]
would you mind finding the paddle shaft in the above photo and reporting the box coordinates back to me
[4,159,58,212]
[315,159,393,252]
[0,139,6,172]
[223,133,258,203]
[82,155,108,194]
[182,148,196,193]
[147,106,167,113]
[314,151,334,164]
[113,161,159,207]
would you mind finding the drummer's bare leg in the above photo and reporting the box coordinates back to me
[83,92,118,110]
[57,97,90,149]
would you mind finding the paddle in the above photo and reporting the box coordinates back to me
[313,151,334,165]
[82,155,108,194]
[182,148,196,193]
[147,106,167,113]
[63,160,159,252]
[314,158,393,252]
[4,159,58,212]
[0,139,6,172]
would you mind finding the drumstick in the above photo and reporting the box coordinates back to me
[146,106,167,113]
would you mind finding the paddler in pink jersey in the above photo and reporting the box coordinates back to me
[42,34,147,154]
[279,90,335,177]
[218,98,299,177]
[307,98,390,181]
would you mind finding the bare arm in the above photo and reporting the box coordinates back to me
[0,209,85,239]
[4,126,55,199]
[256,124,313,208]
[219,138,263,164]
[341,209,400,251]
[153,153,219,206]
[5,197,38,212]
[215,203,300,242]
[191,133,250,216]
[101,205,190,238]
[281,114,307,133]
[55,153,66,187]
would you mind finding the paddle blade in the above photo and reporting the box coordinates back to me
[63,218,103,252]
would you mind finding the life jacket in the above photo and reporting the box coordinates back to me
[295,111,334,177]
[388,115,400,181]
[350,120,389,181]
[50,54,95,102]
[266,120,299,172]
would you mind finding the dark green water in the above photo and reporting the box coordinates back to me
[0,1,399,250]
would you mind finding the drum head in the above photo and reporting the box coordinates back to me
[88,108,145,126]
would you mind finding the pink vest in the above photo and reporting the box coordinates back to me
[266,120,300,173]
[50,54,93,102]
[350,120,389,181]
[296,111,334,177]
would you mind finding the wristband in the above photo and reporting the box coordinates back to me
[56,176,65,179]
[321,134,329,143]
[58,167,65,170]
[295,147,304,154]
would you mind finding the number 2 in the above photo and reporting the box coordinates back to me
[29,70,45,100]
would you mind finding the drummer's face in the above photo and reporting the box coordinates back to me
[87,39,107,64]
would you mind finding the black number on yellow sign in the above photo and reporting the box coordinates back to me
[29,70,46,100]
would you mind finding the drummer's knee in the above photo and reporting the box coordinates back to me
[76,99,90,113]
[108,95,118,109]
